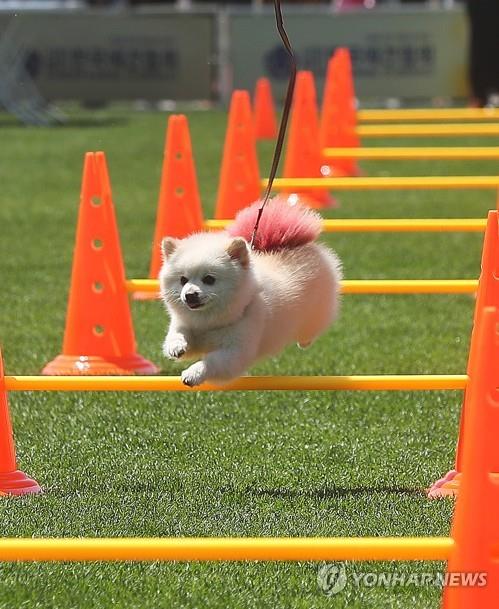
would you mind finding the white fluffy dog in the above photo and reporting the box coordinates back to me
[159,198,342,386]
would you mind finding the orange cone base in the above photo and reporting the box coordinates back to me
[0,470,42,496]
[132,291,161,302]
[285,192,339,210]
[427,469,461,499]
[42,354,159,376]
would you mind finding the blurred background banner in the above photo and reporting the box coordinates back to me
[0,11,216,102]
[229,7,468,102]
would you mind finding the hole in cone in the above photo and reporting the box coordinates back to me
[92,239,103,250]
[93,325,105,337]
[91,196,102,207]
[92,281,104,294]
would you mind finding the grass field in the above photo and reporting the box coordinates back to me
[0,106,498,608]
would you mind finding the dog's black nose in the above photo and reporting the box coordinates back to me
[185,292,200,305]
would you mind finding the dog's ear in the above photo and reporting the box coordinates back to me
[227,238,249,268]
[161,237,179,259]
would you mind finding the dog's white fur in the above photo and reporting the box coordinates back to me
[159,232,342,386]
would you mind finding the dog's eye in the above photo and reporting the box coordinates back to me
[180,276,188,286]
[202,275,216,285]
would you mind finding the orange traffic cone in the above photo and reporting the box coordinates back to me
[214,90,261,219]
[428,211,499,498]
[134,115,205,300]
[0,347,41,495]
[283,71,335,209]
[320,48,361,177]
[254,77,278,140]
[42,152,159,376]
[441,305,499,608]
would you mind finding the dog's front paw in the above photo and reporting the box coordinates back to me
[181,361,207,387]
[163,337,188,360]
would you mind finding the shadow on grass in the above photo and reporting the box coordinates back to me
[244,485,424,499]
[42,482,424,499]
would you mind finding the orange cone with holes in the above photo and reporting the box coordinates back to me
[441,306,499,608]
[320,48,361,177]
[283,71,335,209]
[0,347,41,495]
[428,211,499,498]
[254,78,278,140]
[215,90,261,219]
[134,115,205,300]
[42,152,159,375]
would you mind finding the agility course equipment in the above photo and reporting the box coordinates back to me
[0,536,453,562]
[0,302,498,608]
[213,90,499,219]
[357,107,499,122]
[134,114,204,301]
[324,146,499,161]
[0,348,41,496]
[356,123,499,138]
[283,70,334,208]
[317,47,499,172]
[215,90,261,220]
[125,278,478,296]
[442,306,499,606]
[253,77,278,140]
[429,210,499,499]
[4,374,468,392]
[264,175,499,191]
[320,48,361,178]
[50,147,492,378]
[2,106,499,609]
[205,218,487,232]
[42,152,159,376]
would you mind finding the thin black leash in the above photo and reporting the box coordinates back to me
[249,0,297,249]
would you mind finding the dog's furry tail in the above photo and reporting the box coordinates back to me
[227,197,322,252]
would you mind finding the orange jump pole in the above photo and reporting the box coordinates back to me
[428,210,499,498]
[0,348,40,495]
[282,71,335,209]
[441,307,499,608]
[42,152,159,376]
[135,115,204,301]
[253,77,278,140]
[214,90,261,219]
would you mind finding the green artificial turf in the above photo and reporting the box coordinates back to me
[0,106,498,608]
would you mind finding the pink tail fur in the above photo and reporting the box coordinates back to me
[227,197,322,252]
